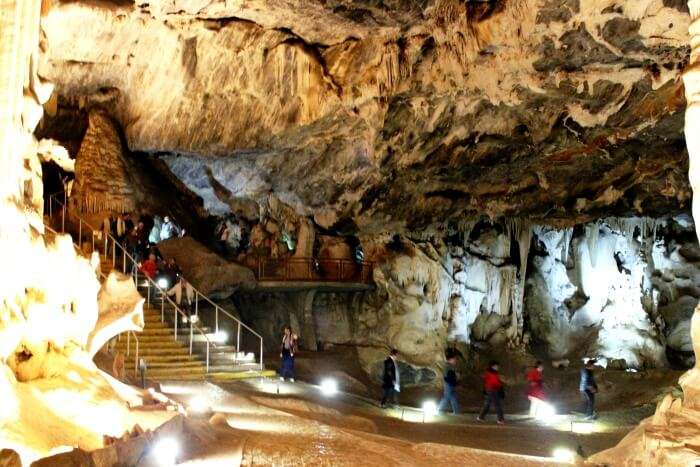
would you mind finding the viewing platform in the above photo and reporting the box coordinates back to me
[247,257,375,292]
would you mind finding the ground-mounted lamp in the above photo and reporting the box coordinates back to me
[551,447,575,463]
[188,395,210,414]
[152,437,180,465]
[319,378,338,396]
[421,400,438,422]
[213,330,227,343]
[570,420,595,434]
[531,398,556,423]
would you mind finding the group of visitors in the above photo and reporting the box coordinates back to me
[101,212,194,312]
[381,350,599,423]
[102,213,185,267]
[277,332,600,423]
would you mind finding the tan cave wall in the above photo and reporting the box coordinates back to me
[0,0,101,385]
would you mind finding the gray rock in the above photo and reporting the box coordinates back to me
[158,236,256,298]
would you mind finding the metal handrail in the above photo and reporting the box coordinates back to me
[44,223,141,377]
[46,193,233,373]
[48,191,264,371]
[252,256,374,283]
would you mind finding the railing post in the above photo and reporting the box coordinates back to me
[112,238,116,268]
[189,320,193,356]
[215,306,219,334]
[195,293,199,317]
[173,306,178,340]
[260,339,264,371]
[134,339,139,377]
[161,294,164,322]
[235,322,241,364]
[122,248,126,273]
[206,343,210,373]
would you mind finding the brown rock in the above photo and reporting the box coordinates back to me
[0,449,21,467]
[158,236,256,298]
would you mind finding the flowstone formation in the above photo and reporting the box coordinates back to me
[0,2,170,463]
[588,0,700,464]
[39,0,691,231]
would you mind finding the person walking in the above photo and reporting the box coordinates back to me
[279,326,298,382]
[102,213,114,254]
[477,360,505,424]
[115,213,126,244]
[438,352,460,415]
[526,361,547,417]
[380,349,400,408]
[580,359,598,420]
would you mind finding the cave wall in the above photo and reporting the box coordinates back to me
[231,217,699,387]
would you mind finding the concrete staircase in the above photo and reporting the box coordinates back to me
[112,305,275,382]
[44,219,276,383]
[97,254,276,383]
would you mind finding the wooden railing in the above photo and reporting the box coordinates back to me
[251,257,374,284]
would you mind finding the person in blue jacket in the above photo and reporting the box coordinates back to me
[438,352,460,415]
[580,359,599,420]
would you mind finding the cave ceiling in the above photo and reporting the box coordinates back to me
[38,0,692,234]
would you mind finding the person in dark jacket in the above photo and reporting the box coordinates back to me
[477,360,505,424]
[580,359,598,420]
[380,349,400,408]
[279,326,298,382]
[438,353,460,415]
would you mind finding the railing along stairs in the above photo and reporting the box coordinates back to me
[43,192,265,379]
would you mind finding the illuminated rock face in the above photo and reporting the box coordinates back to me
[39,0,692,232]
[0,2,150,462]
[589,2,700,464]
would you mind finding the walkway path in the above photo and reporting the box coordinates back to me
[155,378,630,465]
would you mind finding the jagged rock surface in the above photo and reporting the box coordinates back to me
[39,0,692,232]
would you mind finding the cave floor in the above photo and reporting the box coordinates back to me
[157,375,658,465]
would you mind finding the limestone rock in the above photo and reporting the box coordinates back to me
[0,450,21,467]
[39,0,692,232]
[158,236,256,298]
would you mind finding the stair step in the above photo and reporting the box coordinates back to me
[124,354,198,363]
[121,348,191,356]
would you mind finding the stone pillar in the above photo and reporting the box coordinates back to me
[686,0,700,241]
[681,0,700,407]
[298,290,318,351]
[0,0,42,203]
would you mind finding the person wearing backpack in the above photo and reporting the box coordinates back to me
[477,360,505,424]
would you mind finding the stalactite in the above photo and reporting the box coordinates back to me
[561,227,573,265]
[510,223,532,341]
[586,221,600,267]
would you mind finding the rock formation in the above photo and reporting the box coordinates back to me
[0,3,171,463]
[39,0,691,232]
[158,236,256,298]
[587,1,700,464]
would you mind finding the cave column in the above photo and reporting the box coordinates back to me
[680,0,700,407]
[286,291,318,351]
[0,0,42,203]
[686,1,700,241]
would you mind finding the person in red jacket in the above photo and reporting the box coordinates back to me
[138,253,158,279]
[477,360,505,424]
[526,361,546,417]
[526,361,545,399]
